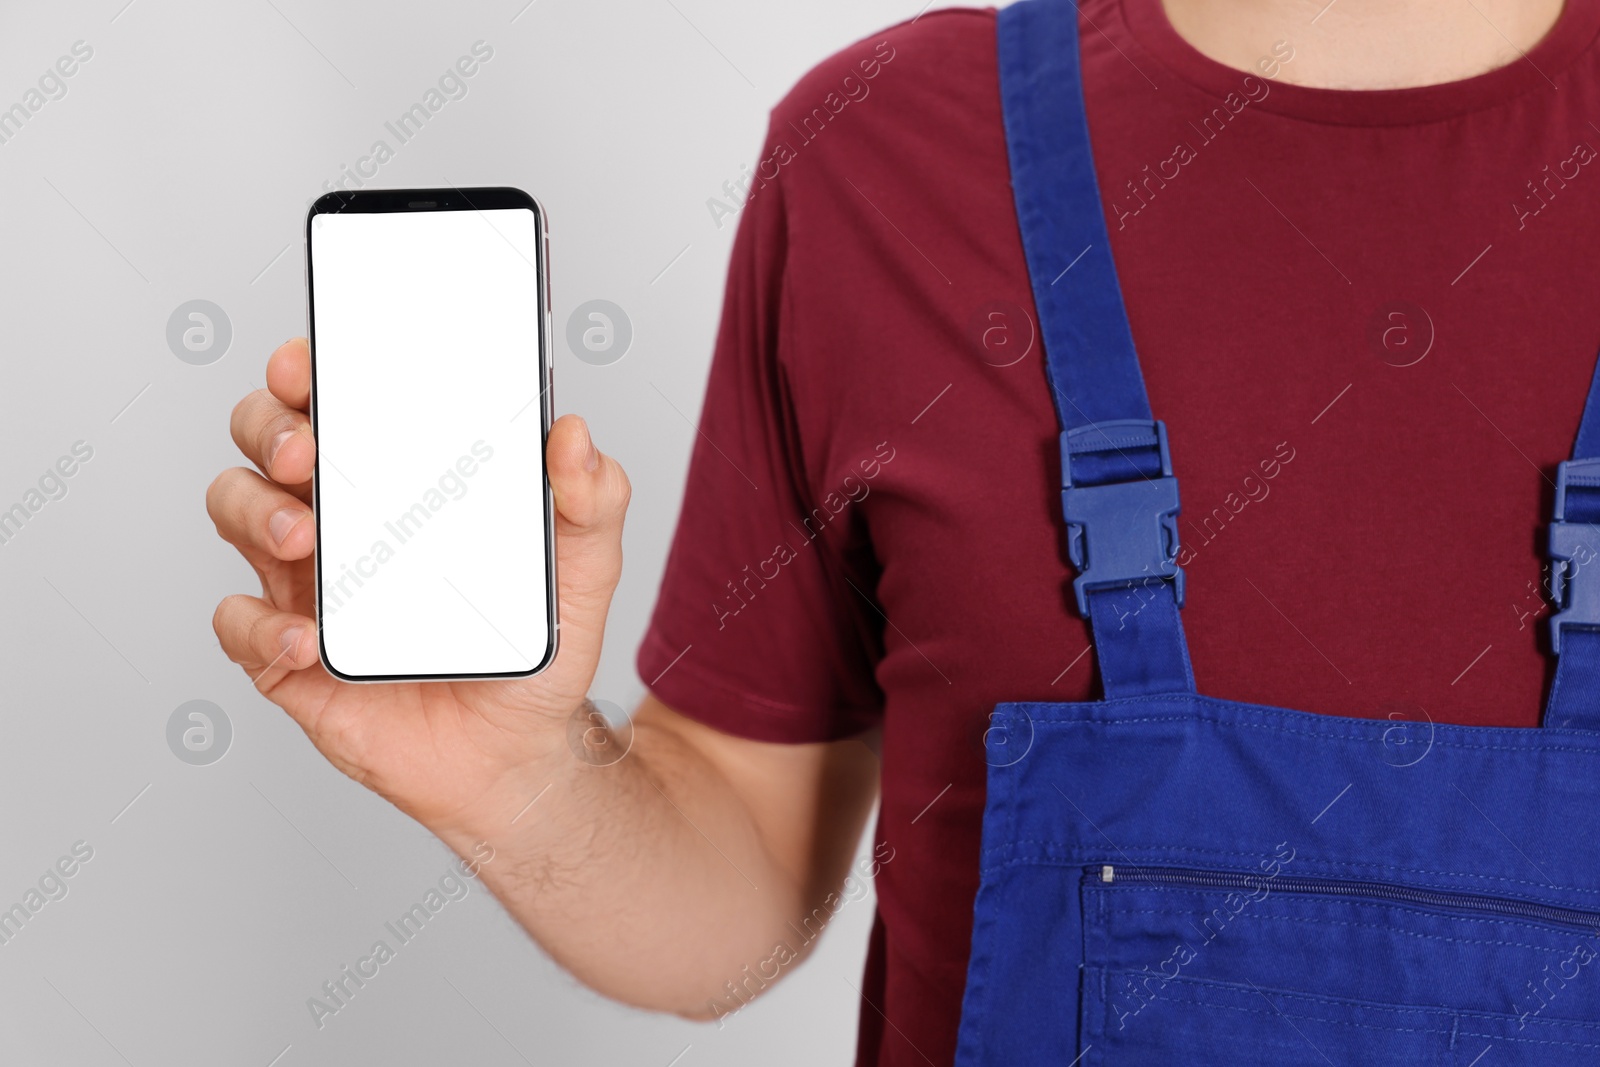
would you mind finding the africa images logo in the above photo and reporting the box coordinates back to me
[1108,39,1295,229]
[704,40,897,230]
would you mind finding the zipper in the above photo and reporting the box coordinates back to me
[1092,864,1600,933]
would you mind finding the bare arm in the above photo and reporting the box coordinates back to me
[209,338,879,1017]
[434,694,880,1016]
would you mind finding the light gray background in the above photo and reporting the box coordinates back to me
[0,1,962,1064]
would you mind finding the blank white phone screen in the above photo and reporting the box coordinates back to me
[309,208,550,679]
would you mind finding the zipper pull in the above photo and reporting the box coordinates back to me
[1101,864,1115,884]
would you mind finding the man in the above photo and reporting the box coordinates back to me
[209,1,1597,1062]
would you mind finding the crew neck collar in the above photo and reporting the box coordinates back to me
[1118,0,1600,126]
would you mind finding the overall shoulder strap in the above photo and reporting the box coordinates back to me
[1544,362,1600,728]
[998,0,1194,698]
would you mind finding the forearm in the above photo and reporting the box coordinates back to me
[434,706,845,1017]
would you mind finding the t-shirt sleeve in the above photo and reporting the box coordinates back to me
[635,118,885,744]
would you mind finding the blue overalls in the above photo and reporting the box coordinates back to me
[954,1,1600,1062]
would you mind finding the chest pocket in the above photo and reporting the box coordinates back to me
[1080,864,1600,1065]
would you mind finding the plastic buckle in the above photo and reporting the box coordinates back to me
[1549,457,1600,654]
[1060,419,1184,617]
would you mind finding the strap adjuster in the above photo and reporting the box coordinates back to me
[1060,419,1184,616]
[1549,457,1600,654]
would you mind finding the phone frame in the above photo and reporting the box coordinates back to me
[304,186,559,683]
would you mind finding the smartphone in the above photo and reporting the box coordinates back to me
[304,187,557,682]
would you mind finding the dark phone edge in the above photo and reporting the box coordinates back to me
[304,186,559,682]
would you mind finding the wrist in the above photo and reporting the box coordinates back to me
[429,696,632,849]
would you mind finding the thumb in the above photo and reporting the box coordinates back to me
[548,414,630,622]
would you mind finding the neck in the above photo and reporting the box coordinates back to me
[1160,0,1566,88]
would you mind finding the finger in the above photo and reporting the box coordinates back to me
[231,386,315,486]
[266,337,312,412]
[548,415,630,614]
[213,593,317,673]
[207,466,316,560]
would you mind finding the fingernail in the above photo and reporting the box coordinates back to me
[268,430,295,473]
[280,626,305,665]
[269,508,307,546]
[584,426,600,472]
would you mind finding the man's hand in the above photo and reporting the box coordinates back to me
[206,337,880,1015]
[207,336,631,834]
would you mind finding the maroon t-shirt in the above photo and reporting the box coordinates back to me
[637,1,1600,1062]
